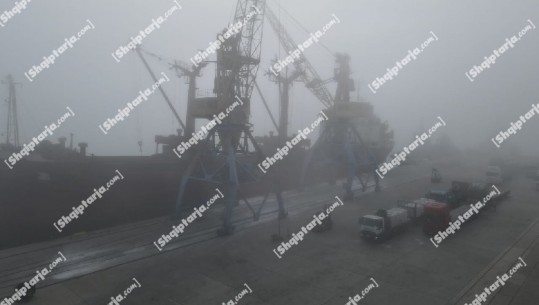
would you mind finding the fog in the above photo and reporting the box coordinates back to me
[1,0,538,157]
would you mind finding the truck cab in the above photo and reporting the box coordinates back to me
[359,215,385,240]
[360,208,408,241]
[422,202,450,236]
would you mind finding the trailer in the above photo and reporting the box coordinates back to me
[468,183,490,202]
[450,203,479,221]
[397,198,431,221]
[483,188,511,209]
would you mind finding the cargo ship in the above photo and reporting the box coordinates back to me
[0,98,392,249]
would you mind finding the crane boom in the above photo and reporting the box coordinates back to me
[265,5,334,108]
[229,0,266,101]
[212,0,266,126]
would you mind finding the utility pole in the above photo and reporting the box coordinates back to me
[2,75,20,147]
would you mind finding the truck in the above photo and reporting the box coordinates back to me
[423,199,486,236]
[426,180,473,208]
[423,186,511,236]
[360,198,437,241]
[359,208,409,241]
[422,201,450,236]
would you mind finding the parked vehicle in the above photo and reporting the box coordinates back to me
[422,201,450,236]
[362,179,511,239]
[426,181,472,208]
[423,187,510,236]
[361,197,439,241]
[359,208,409,241]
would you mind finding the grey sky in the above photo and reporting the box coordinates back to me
[0,0,538,156]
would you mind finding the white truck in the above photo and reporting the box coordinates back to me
[360,198,432,241]
[359,207,409,241]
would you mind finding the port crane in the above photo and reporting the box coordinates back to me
[173,0,287,235]
[135,1,387,233]
[264,6,382,198]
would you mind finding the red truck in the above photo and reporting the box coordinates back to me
[422,202,450,236]
[422,201,476,236]
[423,184,511,236]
